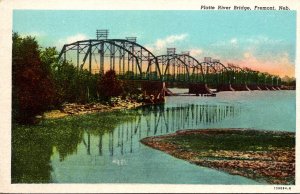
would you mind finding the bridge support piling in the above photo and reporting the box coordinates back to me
[231,84,251,91]
[259,85,269,90]
[217,84,235,92]
[141,81,167,104]
[248,85,261,90]
[188,83,214,96]
[269,85,277,90]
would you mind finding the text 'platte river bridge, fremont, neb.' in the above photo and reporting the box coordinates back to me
[58,30,282,97]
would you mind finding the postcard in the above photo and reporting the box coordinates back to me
[0,0,299,193]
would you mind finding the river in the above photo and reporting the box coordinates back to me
[47,90,295,184]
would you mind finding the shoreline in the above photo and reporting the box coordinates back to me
[43,99,144,119]
[140,128,295,185]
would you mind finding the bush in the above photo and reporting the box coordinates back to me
[97,70,123,101]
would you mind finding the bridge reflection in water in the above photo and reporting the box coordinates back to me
[82,104,241,157]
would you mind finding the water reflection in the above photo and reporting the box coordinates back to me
[12,111,135,183]
[12,103,240,183]
[12,91,295,183]
[81,104,241,157]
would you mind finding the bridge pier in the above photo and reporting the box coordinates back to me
[217,84,235,92]
[269,85,277,90]
[141,81,167,104]
[259,85,269,90]
[231,84,251,91]
[188,83,214,96]
[264,85,277,90]
[248,84,263,90]
[248,84,261,90]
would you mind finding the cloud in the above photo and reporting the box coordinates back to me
[65,34,88,44]
[56,33,88,48]
[210,35,294,67]
[212,36,286,54]
[145,34,188,54]
[230,38,238,44]
[189,48,203,57]
[243,52,252,59]
[215,36,282,48]
[227,51,295,77]
[245,36,283,45]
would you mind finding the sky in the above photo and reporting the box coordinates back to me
[13,10,296,77]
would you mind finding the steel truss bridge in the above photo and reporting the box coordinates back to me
[58,30,282,93]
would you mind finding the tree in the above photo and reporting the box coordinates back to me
[51,60,78,103]
[12,33,55,123]
[97,70,123,101]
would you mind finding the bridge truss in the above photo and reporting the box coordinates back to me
[58,31,281,88]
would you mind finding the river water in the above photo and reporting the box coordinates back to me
[50,90,295,184]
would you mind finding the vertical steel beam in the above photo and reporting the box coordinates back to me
[131,45,134,78]
[118,48,121,75]
[109,44,112,70]
[63,51,66,63]
[127,53,130,78]
[122,42,125,76]
[100,43,104,74]
[89,40,92,73]
[77,43,79,72]
[112,45,116,71]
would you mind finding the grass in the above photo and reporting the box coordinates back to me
[167,129,294,152]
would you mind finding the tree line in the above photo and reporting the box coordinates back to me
[12,33,138,124]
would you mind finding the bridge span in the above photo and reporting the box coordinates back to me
[58,30,282,97]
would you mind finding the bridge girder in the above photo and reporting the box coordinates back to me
[57,38,281,87]
[58,39,160,79]
[150,54,206,83]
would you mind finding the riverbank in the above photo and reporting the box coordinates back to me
[43,98,144,119]
[141,128,295,185]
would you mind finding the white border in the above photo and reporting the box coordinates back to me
[0,0,299,193]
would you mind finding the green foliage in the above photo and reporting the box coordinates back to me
[52,61,78,103]
[40,47,58,73]
[12,32,107,124]
[11,125,53,183]
[12,31,143,123]
[121,81,142,99]
[123,70,134,79]
[52,61,98,104]
[39,45,100,104]
[167,130,295,152]
[258,73,267,85]
[12,33,55,123]
[281,76,295,86]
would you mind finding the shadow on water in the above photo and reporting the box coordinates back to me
[91,104,241,157]
[12,103,240,183]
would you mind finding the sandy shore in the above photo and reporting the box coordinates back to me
[141,128,295,185]
[43,100,144,119]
